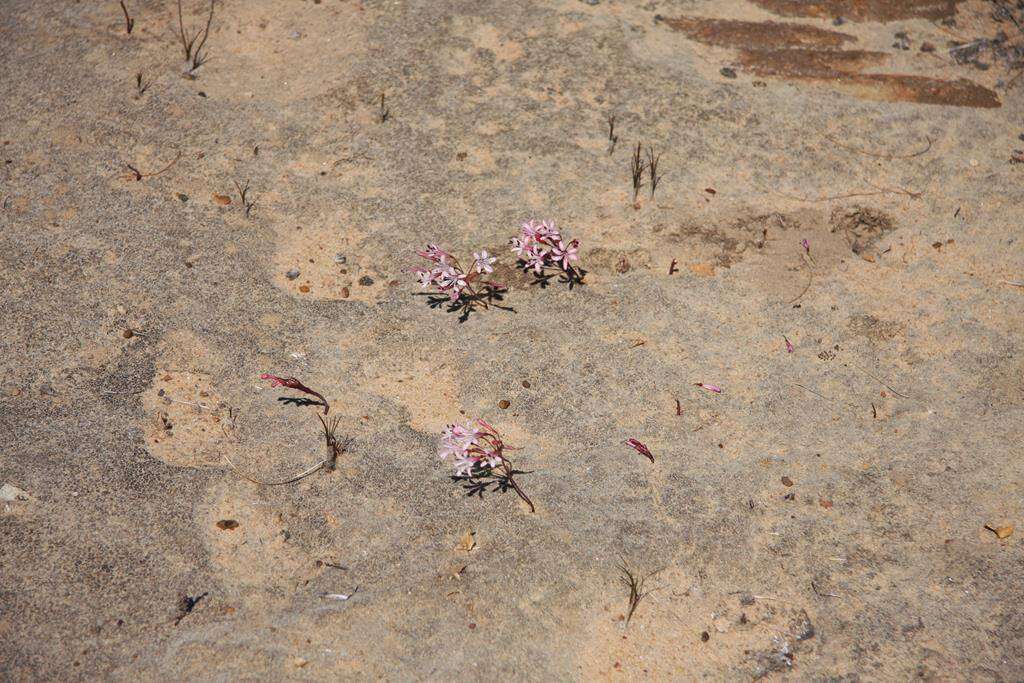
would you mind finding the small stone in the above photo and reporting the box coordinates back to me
[293,657,308,668]
[299,285,310,293]
[289,30,301,40]
[0,483,32,502]
[833,16,845,25]
[340,287,350,298]
[286,268,300,280]
[333,254,347,264]
[358,275,374,286]
[781,476,794,487]
[920,41,936,53]
[720,67,737,79]
[522,380,531,388]
[700,631,710,642]
[498,399,510,409]
[216,520,240,530]
[580,0,599,4]
[123,329,134,339]
[177,193,189,202]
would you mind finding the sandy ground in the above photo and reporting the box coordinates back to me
[2,0,1023,679]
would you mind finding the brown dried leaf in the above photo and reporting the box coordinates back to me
[985,523,1014,539]
[456,530,476,552]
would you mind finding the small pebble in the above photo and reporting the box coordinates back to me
[498,399,510,409]
[177,193,189,202]
[299,285,310,293]
[720,67,737,79]
[920,41,936,53]
[333,254,347,264]
[781,476,794,487]
[522,380,531,388]
[700,631,710,642]
[216,520,240,530]
[358,275,374,286]
[340,287,350,298]
[123,329,134,339]
[833,16,845,25]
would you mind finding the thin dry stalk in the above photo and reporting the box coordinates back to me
[630,142,645,203]
[120,1,134,34]
[177,0,215,74]
[618,558,659,626]
[234,178,256,217]
[646,145,662,199]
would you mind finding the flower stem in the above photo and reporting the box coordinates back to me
[502,459,535,513]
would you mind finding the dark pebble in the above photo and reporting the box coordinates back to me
[286,268,300,280]
[358,275,374,286]
[720,67,737,79]
[498,399,510,409]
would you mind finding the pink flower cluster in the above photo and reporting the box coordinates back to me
[438,418,506,477]
[509,220,580,274]
[413,244,498,302]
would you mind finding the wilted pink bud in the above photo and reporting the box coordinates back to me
[624,438,654,462]
[801,239,810,253]
[784,336,794,353]
[694,383,722,393]
[260,373,329,413]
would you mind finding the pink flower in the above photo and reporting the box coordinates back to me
[520,220,540,241]
[436,418,534,512]
[513,219,582,276]
[473,250,496,274]
[526,246,547,274]
[416,243,451,263]
[801,239,810,254]
[550,239,579,270]
[414,269,433,288]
